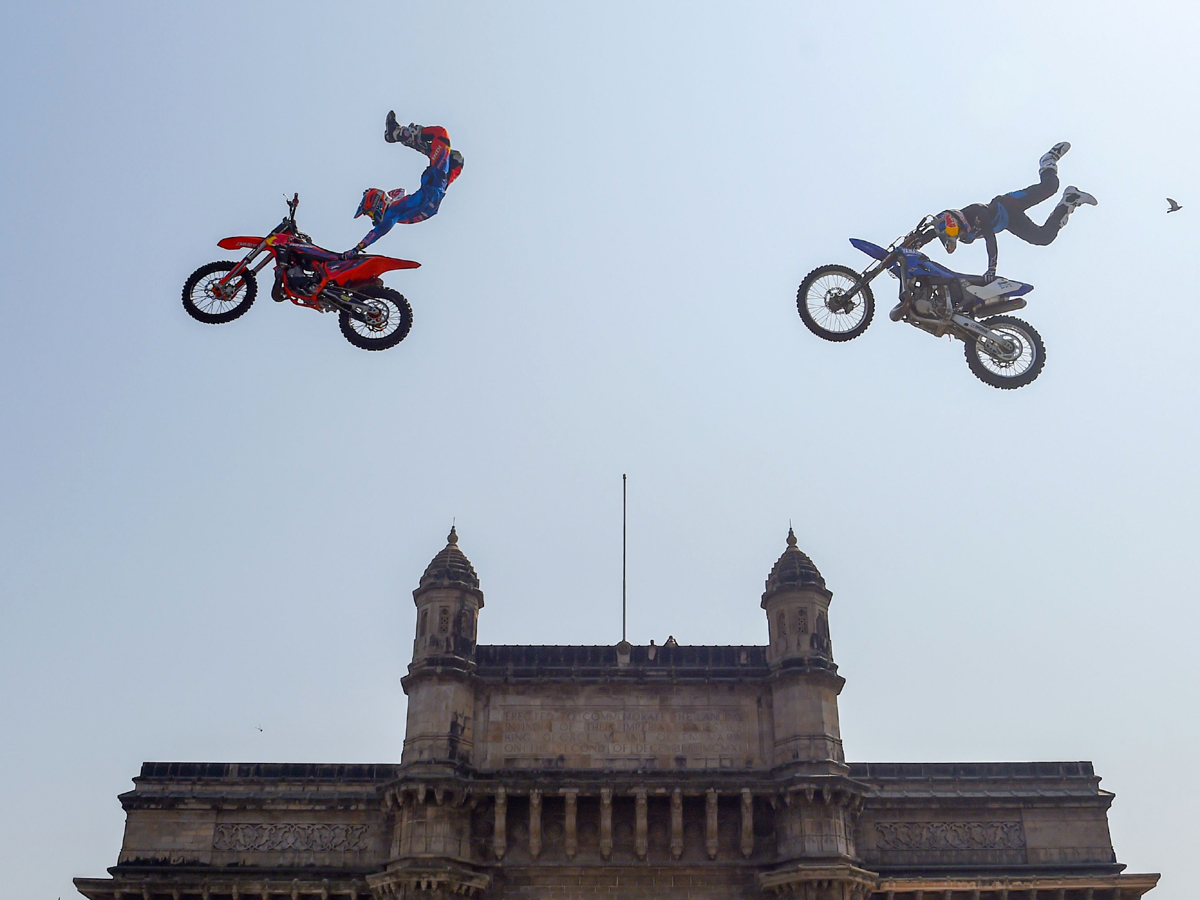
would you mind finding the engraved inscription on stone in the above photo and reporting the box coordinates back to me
[213,823,369,852]
[495,706,753,759]
[874,821,1025,851]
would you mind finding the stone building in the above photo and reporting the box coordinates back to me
[75,528,1159,900]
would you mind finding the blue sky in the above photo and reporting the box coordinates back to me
[2,2,1197,897]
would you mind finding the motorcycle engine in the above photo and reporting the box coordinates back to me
[907,280,950,319]
[286,264,321,295]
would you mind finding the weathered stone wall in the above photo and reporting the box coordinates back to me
[113,763,394,872]
[475,682,771,772]
[851,762,1118,872]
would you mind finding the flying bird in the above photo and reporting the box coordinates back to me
[1167,198,1183,213]
[256,725,263,732]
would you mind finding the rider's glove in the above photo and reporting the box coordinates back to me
[339,248,361,260]
[984,267,997,283]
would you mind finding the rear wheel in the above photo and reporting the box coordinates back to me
[182,261,257,324]
[964,315,1045,389]
[797,264,874,342]
[338,285,413,351]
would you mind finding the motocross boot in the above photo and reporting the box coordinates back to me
[1062,185,1097,208]
[384,110,404,143]
[1051,186,1097,230]
[1039,141,1071,172]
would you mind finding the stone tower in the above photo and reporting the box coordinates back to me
[760,529,872,899]
[401,526,482,766]
[761,527,844,771]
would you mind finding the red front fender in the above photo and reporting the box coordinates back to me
[330,255,421,286]
[218,235,265,250]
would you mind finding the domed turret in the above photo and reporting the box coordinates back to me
[402,527,485,767]
[419,526,480,591]
[411,527,483,666]
[761,528,834,667]
[763,528,826,598]
[760,526,846,774]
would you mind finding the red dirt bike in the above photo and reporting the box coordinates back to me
[182,193,419,351]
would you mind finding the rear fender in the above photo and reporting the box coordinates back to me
[218,236,265,250]
[329,255,421,286]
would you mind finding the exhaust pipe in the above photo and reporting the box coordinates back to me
[973,297,1027,318]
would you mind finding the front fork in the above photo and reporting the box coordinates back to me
[216,241,275,290]
[838,255,893,309]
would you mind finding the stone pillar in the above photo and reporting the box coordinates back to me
[635,790,648,860]
[740,789,754,858]
[564,790,578,859]
[706,789,719,859]
[600,789,613,860]
[670,789,684,859]
[493,788,507,860]
[529,790,542,859]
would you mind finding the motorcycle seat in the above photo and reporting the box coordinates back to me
[292,243,341,261]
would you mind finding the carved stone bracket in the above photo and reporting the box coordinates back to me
[366,862,490,899]
[492,788,507,860]
[563,790,578,859]
[758,863,879,900]
[705,789,719,860]
[528,790,542,860]
[600,788,613,860]
[740,789,755,858]
[670,789,684,860]
[634,789,648,860]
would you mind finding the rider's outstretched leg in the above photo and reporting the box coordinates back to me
[1002,166,1060,215]
[384,117,464,185]
[1003,186,1096,246]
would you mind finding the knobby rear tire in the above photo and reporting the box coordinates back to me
[338,285,413,351]
[964,315,1046,389]
[796,264,874,342]
[182,261,258,324]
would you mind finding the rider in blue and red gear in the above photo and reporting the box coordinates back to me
[345,114,464,256]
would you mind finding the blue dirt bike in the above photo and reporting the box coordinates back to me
[797,216,1046,389]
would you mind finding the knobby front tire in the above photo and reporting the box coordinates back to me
[797,264,874,342]
[338,285,414,351]
[182,261,258,324]
[964,315,1046,389]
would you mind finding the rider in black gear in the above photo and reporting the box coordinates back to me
[925,142,1097,283]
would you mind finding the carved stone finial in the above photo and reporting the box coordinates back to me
[787,527,798,548]
[448,525,458,545]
